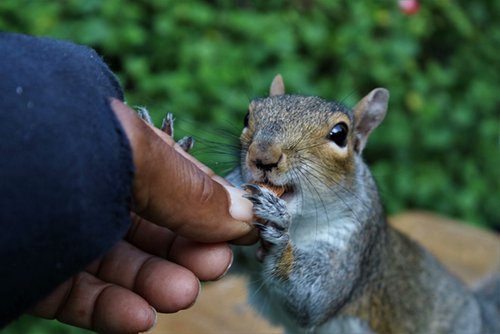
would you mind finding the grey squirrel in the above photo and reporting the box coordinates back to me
[226,75,500,334]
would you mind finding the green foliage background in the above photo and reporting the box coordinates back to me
[1,0,499,332]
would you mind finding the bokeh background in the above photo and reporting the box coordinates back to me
[1,0,499,333]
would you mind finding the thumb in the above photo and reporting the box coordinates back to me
[110,99,254,243]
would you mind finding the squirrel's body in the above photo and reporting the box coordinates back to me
[228,75,500,334]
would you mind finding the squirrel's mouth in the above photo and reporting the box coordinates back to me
[254,181,295,201]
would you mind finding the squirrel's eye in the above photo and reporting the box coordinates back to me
[243,112,250,128]
[327,122,348,147]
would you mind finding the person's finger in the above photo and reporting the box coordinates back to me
[111,99,253,242]
[126,214,234,280]
[125,213,175,258]
[87,240,200,313]
[168,237,233,281]
[231,227,260,245]
[30,272,156,334]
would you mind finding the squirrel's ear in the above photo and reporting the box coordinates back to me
[353,88,389,153]
[269,74,285,96]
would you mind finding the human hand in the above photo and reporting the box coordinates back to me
[29,99,257,333]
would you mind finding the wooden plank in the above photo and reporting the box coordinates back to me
[390,211,500,286]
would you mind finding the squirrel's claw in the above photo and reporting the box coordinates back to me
[158,113,195,152]
[253,222,267,230]
[242,184,264,203]
[243,183,263,195]
[161,112,174,137]
[177,136,194,152]
[135,109,194,152]
[136,106,153,125]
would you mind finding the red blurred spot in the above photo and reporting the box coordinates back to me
[399,0,421,15]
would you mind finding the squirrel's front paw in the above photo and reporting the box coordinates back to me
[243,184,291,245]
[137,107,194,152]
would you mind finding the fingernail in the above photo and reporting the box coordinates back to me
[216,249,234,281]
[225,186,254,222]
[145,306,157,332]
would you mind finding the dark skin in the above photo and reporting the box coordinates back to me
[29,99,258,334]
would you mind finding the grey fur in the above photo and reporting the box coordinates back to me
[230,84,500,334]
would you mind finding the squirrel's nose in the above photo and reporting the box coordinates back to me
[248,142,283,172]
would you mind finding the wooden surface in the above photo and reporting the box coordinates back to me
[390,211,500,285]
[149,211,500,334]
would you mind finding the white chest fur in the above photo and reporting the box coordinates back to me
[286,191,361,251]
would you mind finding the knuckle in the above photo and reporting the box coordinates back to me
[191,174,216,207]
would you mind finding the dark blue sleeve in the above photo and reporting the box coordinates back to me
[0,33,134,326]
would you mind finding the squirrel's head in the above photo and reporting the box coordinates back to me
[240,74,389,206]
